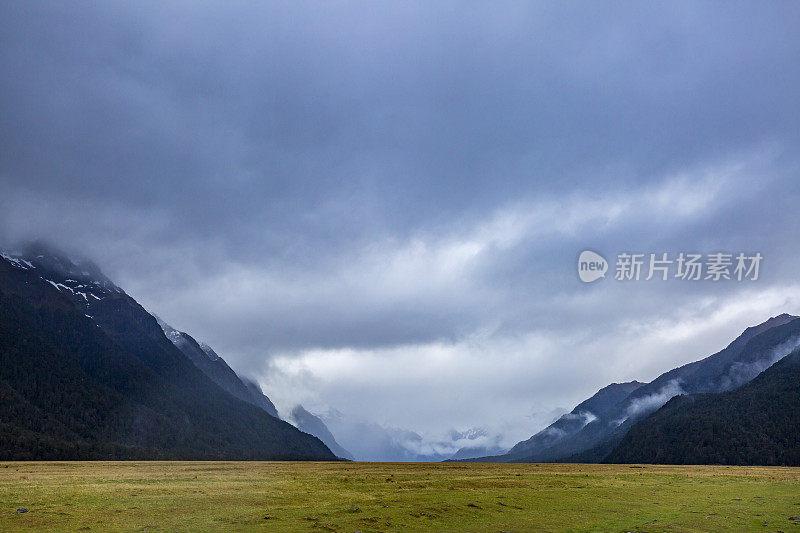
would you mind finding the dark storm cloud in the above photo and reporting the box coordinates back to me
[4,2,799,239]
[2,1,800,437]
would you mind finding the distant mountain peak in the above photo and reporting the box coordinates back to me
[749,313,797,331]
[290,405,354,460]
[725,313,798,351]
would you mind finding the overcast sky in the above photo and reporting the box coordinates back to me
[2,1,800,447]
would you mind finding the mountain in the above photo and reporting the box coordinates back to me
[0,244,336,460]
[470,314,800,463]
[322,411,440,461]
[605,346,800,465]
[240,377,281,419]
[290,405,354,460]
[497,381,644,462]
[447,428,507,460]
[449,444,506,461]
[563,314,800,463]
[157,318,279,418]
[319,409,503,461]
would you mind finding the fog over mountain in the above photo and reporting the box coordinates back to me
[2,2,800,455]
[606,345,800,465]
[0,245,335,460]
[466,314,800,464]
[315,410,512,462]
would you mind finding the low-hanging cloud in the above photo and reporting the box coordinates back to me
[625,379,686,419]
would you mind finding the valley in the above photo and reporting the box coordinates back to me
[2,461,800,532]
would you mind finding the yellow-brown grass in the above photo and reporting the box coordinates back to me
[2,461,799,531]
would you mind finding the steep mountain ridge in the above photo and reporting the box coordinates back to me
[499,381,644,461]
[156,318,279,418]
[469,314,800,463]
[0,246,335,460]
[605,346,800,465]
[290,405,355,460]
[537,315,800,463]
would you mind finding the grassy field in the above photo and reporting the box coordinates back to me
[1,462,799,532]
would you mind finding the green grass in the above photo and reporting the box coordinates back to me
[1,462,799,532]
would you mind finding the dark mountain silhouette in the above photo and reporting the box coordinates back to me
[605,346,800,465]
[290,405,354,460]
[0,244,335,460]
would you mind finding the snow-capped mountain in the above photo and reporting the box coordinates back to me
[447,428,508,460]
[2,242,125,316]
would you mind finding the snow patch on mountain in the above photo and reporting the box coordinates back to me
[199,343,221,361]
[0,252,34,269]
